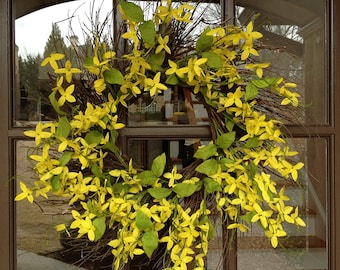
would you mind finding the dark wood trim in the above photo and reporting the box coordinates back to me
[221,0,235,24]
[283,125,336,138]
[237,0,319,26]
[119,125,212,156]
[0,0,15,269]
[119,125,212,139]
[6,1,338,270]
[329,0,340,269]
[15,0,75,18]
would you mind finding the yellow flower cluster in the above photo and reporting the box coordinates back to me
[16,1,306,269]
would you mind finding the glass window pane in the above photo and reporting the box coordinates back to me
[15,141,72,266]
[237,137,328,270]
[234,1,328,269]
[128,87,209,126]
[127,1,221,127]
[14,0,113,126]
[15,1,114,268]
[128,138,209,169]
[236,0,327,125]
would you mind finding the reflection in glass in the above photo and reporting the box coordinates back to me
[237,137,328,270]
[235,1,328,268]
[14,1,113,126]
[128,139,208,170]
[128,87,208,126]
[236,0,327,125]
[14,2,109,265]
[14,0,221,127]
[15,141,72,260]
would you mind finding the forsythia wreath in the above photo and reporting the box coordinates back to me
[16,0,306,269]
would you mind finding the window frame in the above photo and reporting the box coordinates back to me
[1,0,339,269]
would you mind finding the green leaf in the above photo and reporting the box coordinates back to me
[195,159,218,176]
[149,51,165,71]
[49,91,65,115]
[103,141,117,153]
[194,144,217,160]
[104,68,125,85]
[207,217,215,240]
[196,27,213,52]
[142,230,158,258]
[245,83,258,101]
[138,170,157,185]
[58,151,73,166]
[85,130,103,145]
[51,175,60,192]
[165,73,179,85]
[248,160,258,177]
[244,136,259,148]
[220,157,234,171]
[225,119,235,132]
[216,132,236,149]
[93,216,106,241]
[140,20,156,46]
[251,79,269,89]
[120,1,144,22]
[151,153,166,177]
[91,163,103,177]
[136,210,153,231]
[148,187,172,199]
[203,177,221,193]
[83,56,94,68]
[102,115,110,125]
[87,200,96,214]
[200,215,215,240]
[110,129,119,142]
[202,51,222,69]
[173,183,198,198]
[240,211,256,224]
[265,77,281,86]
[55,116,71,138]
[112,182,130,194]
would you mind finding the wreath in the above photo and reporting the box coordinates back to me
[16,1,305,269]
